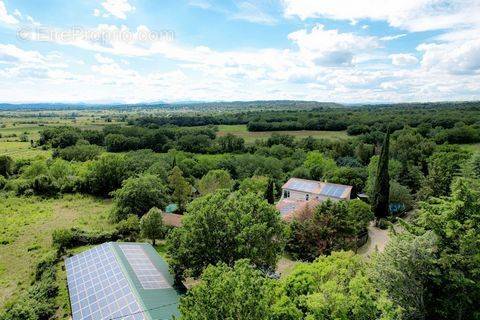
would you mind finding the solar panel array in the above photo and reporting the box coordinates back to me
[65,243,145,320]
[321,184,347,198]
[120,244,171,290]
[287,180,319,193]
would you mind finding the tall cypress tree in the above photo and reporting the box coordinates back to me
[372,130,390,223]
[265,178,275,204]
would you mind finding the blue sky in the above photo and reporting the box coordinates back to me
[0,0,479,103]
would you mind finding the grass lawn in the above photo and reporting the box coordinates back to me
[0,194,113,309]
[0,140,51,159]
[460,143,480,153]
[216,124,350,143]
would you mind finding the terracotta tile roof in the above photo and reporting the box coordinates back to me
[276,198,320,222]
[162,212,183,228]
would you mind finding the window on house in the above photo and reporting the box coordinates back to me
[284,190,290,198]
[306,194,309,200]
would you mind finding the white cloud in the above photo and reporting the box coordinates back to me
[188,0,211,10]
[418,39,480,74]
[288,24,378,66]
[26,15,41,26]
[93,8,101,17]
[282,0,480,32]
[100,0,135,20]
[0,1,18,24]
[231,1,278,25]
[380,34,407,41]
[390,53,418,66]
[13,8,21,18]
[94,53,114,64]
[0,44,44,63]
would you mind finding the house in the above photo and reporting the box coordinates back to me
[65,242,184,320]
[276,177,352,221]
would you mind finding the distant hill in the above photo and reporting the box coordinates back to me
[0,100,343,112]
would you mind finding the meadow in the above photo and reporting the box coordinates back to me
[0,194,113,310]
[216,124,350,142]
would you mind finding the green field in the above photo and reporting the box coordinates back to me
[216,124,350,142]
[460,143,480,152]
[0,194,113,309]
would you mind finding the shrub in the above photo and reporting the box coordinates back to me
[115,215,140,241]
[0,252,58,320]
[52,228,120,252]
[0,155,14,177]
[57,144,103,161]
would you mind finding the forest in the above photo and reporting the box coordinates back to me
[1,102,479,320]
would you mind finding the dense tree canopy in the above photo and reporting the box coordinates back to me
[166,190,286,279]
[111,174,168,221]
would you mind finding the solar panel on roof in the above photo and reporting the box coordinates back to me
[65,243,145,320]
[321,184,347,198]
[119,244,171,290]
[288,180,319,193]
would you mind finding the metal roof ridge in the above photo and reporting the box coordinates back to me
[110,242,153,320]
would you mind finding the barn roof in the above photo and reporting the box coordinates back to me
[65,242,183,320]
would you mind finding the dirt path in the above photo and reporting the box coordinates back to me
[358,210,416,257]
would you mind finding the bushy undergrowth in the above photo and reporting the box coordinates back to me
[0,253,58,320]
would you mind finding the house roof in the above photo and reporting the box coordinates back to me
[282,178,352,199]
[276,198,320,221]
[162,212,183,227]
[65,242,183,320]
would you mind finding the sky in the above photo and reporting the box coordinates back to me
[0,0,480,104]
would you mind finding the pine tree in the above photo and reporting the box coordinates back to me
[264,178,275,204]
[372,130,390,223]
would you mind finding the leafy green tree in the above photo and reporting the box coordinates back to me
[287,200,371,260]
[238,175,269,195]
[57,144,103,161]
[115,215,140,241]
[51,129,81,148]
[140,207,164,246]
[168,166,191,212]
[111,174,167,221]
[354,142,375,165]
[217,133,245,153]
[21,160,48,179]
[82,154,131,196]
[197,169,234,195]
[179,260,276,320]
[347,199,374,236]
[177,134,213,153]
[371,232,437,320]
[267,133,295,147]
[331,166,368,197]
[303,151,338,181]
[372,131,390,222]
[167,190,286,279]
[413,178,480,319]
[0,155,14,177]
[389,180,414,212]
[279,251,402,320]
[419,146,470,199]
[464,152,480,179]
[391,128,434,171]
